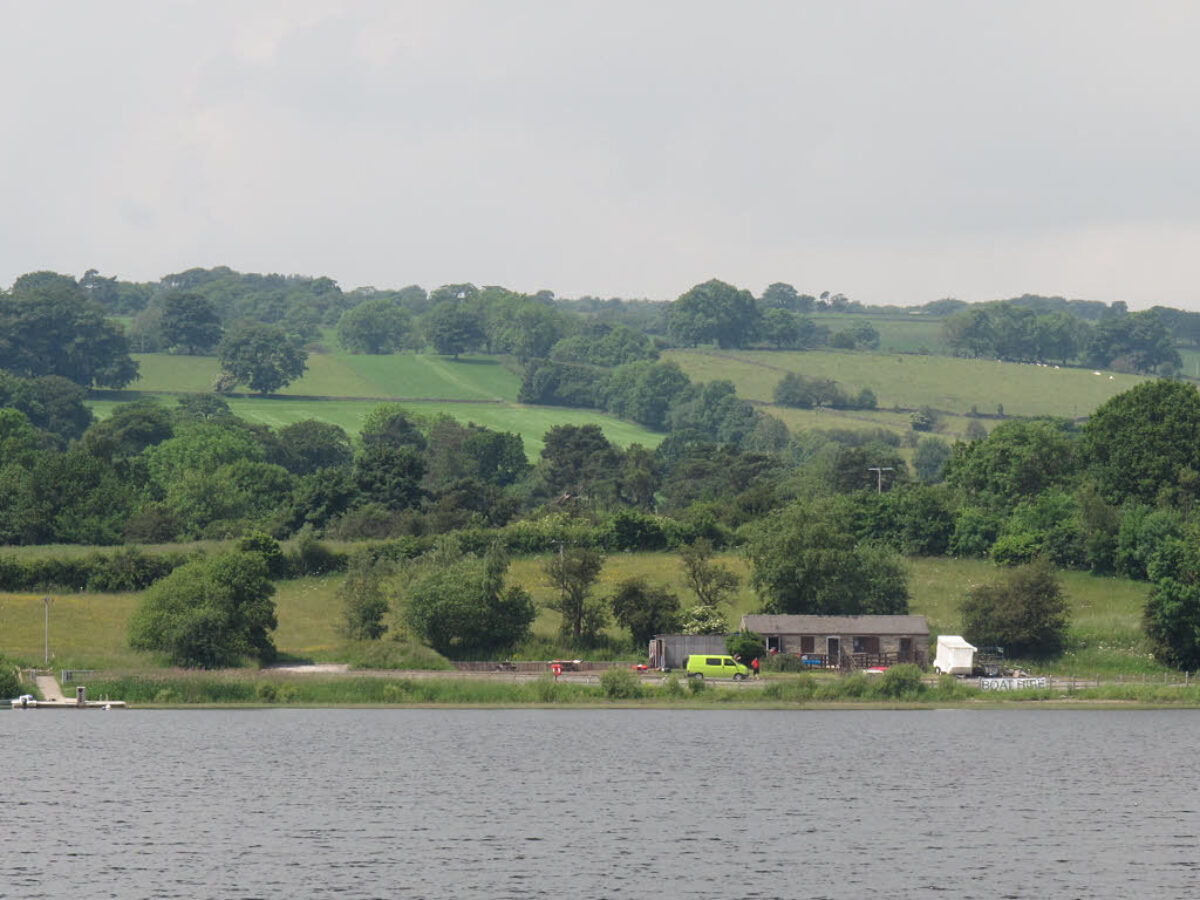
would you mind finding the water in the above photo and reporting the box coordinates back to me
[3,709,1199,899]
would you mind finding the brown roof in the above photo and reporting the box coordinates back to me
[740,614,929,636]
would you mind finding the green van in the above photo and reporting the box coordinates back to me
[685,654,751,680]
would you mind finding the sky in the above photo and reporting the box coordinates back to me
[2,1,1199,308]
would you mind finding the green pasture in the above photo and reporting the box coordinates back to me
[329,353,522,401]
[92,350,657,456]
[128,354,221,392]
[127,351,522,401]
[664,348,1144,419]
[1,552,1158,678]
[815,312,948,354]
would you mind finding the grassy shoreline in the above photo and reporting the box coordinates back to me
[33,670,1200,710]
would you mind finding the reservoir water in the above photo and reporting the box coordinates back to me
[3,709,1199,899]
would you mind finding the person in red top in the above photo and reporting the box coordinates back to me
[751,657,760,678]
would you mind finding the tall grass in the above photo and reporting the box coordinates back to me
[69,665,1200,707]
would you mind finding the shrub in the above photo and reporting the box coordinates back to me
[874,664,925,700]
[762,653,809,673]
[237,532,288,577]
[762,675,818,702]
[817,672,870,699]
[532,675,562,703]
[725,631,764,664]
[605,510,668,551]
[0,655,21,700]
[910,406,939,432]
[687,674,707,695]
[127,551,278,668]
[339,551,393,641]
[0,548,190,593]
[599,667,643,699]
[287,527,347,576]
[960,559,1070,658]
[260,681,296,703]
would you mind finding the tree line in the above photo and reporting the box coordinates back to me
[9,267,1200,670]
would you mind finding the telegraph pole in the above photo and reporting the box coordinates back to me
[867,466,894,493]
[44,595,51,666]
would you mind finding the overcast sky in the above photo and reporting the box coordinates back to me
[3,1,1199,308]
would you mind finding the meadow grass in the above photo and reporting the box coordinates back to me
[124,351,522,400]
[128,354,221,392]
[816,312,948,354]
[663,348,1144,419]
[0,590,146,669]
[331,353,522,401]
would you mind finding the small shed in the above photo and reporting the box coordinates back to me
[648,634,728,670]
[932,635,976,675]
[739,614,930,669]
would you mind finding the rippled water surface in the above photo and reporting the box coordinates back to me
[4,709,1199,899]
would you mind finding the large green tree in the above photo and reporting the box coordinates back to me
[0,276,138,387]
[128,551,278,667]
[217,321,307,394]
[354,444,427,510]
[405,548,536,656]
[745,496,910,615]
[0,372,93,446]
[542,545,606,644]
[339,551,393,641]
[604,361,691,430]
[944,419,1078,510]
[668,279,760,349]
[337,299,411,354]
[160,292,223,355]
[1082,380,1200,507]
[609,577,680,648]
[1144,534,1200,670]
[422,301,485,357]
[1083,310,1179,374]
[276,420,353,475]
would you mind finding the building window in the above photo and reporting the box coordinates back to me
[852,636,879,654]
[800,636,815,654]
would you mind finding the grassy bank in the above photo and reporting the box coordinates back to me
[69,668,1200,708]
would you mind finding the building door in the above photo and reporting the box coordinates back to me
[766,635,781,653]
[651,639,664,669]
[826,636,840,664]
[899,638,912,662]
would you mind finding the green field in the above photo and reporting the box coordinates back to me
[664,347,1146,438]
[0,554,1159,677]
[90,350,660,455]
[816,312,948,354]
[127,351,522,400]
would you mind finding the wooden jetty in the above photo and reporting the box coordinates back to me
[9,675,126,710]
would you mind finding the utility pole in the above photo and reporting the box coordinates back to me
[551,539,566,610]
[867,466,894,493]
[43,595,51,667]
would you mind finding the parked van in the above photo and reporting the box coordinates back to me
[685,654,751,680]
